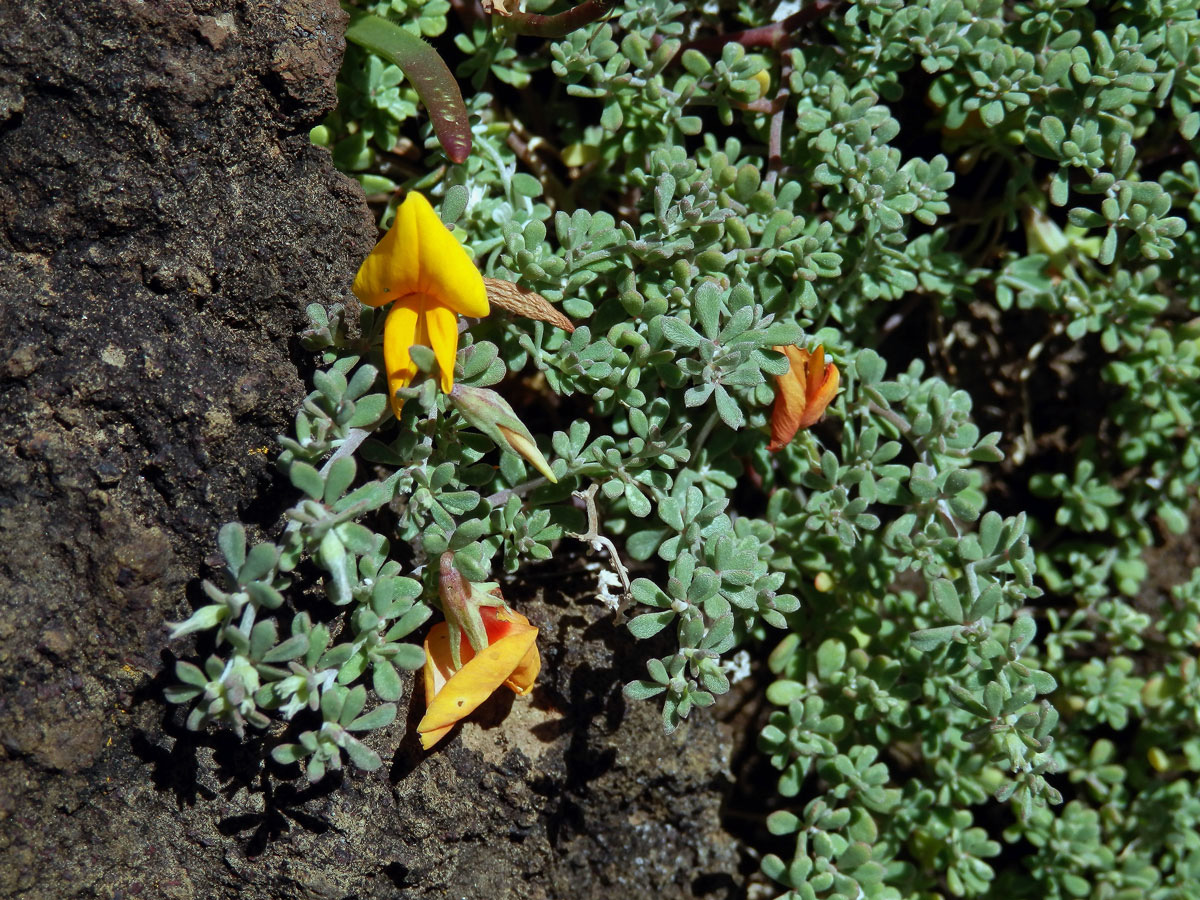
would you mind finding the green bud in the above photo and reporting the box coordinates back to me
[449,384,558,484]
[1024,207,1068,260]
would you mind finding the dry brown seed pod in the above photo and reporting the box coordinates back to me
[484,277,576,333]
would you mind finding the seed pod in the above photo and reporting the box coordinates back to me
[484,277,575,333]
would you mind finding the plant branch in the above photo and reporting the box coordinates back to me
[498,0,620,39]
[486,476,549,506]
[320,428,371,477]
[765,58,793,187]
[677,1,838,55]
[570,482,633,621]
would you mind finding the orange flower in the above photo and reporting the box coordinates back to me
[352,192,489,418]
[418,605,541,750]
[768,344,839,451]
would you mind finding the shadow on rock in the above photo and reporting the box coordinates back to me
[216,772,342,857]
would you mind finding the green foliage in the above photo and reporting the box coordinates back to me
[169,0,1200,895]
[166,351,425,778]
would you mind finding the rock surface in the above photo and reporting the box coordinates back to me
[0,2,740,897]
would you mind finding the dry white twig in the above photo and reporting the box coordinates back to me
[570,482,633,622]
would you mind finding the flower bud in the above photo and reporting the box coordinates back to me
[449,383,558,483]
[768,344,839,452]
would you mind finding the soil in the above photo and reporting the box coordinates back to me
[0,2,741,897]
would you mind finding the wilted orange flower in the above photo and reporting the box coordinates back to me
[418,605,541,750]
[768,344,839,451]
[353,192,489,417]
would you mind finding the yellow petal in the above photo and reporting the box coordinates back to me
[806,345,826,398]
[352,193,489,319]
[424,623,454,701]
[419,609,540,749]
[409,194,489,318]
[768,345,839,448]
[780,344,810,372]
[504,641,541,695]
[424,301,460,394]
[353,198,420,309]
[421,624,458,749]
[419,722,454,750]
[798,357,839,430]
[768,346,812,452]
[383,298,422,418]
[417,627,539,734]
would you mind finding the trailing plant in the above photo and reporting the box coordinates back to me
[168,1,1200,897]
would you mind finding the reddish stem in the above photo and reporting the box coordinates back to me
[503,0,619,39]
[678,0,837,54]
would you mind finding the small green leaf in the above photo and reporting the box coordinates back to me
[272,743,309,765]
[816,639,846,680]
[933,579,963,623]
[390,642,427,671]
[767,810,800,835]
[624,680,667,700]
[855,349,886,385]
[347,702,398,732]
[324,456,357,504]
[262,634,310,664]
[290,461,324,501]
[239,542,280,585]
[909,626,960,651]
[218,522,247,574]
[343,736,383,771]
[628,610,675,638]
[660,317,704,348]
[373,661,403,701]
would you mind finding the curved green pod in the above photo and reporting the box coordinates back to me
[344,13,471,164]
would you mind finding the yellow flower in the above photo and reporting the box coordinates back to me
[768,344,839,452]
[418,605,540,750]
[353,192,489,417]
